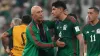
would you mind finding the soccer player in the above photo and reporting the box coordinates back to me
[10,18,22,27]
[1,15,31,56]
[22,6,65,56]
[82,7,100,56]
[51,1,84,56]
[9,18,22,51]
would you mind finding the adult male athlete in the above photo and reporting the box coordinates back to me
[82,7,100,56]
[51,1,84,56]
[1,15,31,56]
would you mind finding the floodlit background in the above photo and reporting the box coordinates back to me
[0,0,100,56]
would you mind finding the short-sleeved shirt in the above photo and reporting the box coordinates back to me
[83,21,100,56]
[55,16,81,56]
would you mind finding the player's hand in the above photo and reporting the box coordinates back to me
[1,32,8,38]
[5,48,12,56]
[56,40,65,47]
[8,54,12,56]
[5,46,10,54]
[5,48,10,54]
[84,53,87,56]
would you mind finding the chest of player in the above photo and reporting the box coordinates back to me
[56,21,73,38]
[84,25,100,43]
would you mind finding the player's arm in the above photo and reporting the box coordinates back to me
[70,16,84,56]
[84,41,87,56]
[1,28,13,53]
[76,33,84,56]
[27,27,65,48]
[74,25,84,56]
[1,32,9,49]
[82,28,87,56]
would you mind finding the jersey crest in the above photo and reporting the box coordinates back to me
[96,28,100,34]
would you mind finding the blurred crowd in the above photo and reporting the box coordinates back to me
[0,0,100,56]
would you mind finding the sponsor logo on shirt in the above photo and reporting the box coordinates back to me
[86,31,89,34]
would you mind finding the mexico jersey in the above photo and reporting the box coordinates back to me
[83,21,100,56]
[54,16,81,56]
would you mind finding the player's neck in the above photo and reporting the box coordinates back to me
[59,14,67,21]
[33,19,42,24]
[91,18,99,26]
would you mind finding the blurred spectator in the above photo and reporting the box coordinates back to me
[0,16,6,29]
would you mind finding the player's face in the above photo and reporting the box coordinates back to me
[32,7,43,21]
[87,9,98,22]
[51,6,61,18]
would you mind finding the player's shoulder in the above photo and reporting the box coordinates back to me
[66,15,77,23]
[14,25,20,28]
[82,23,90,30]
[13,24,24,29]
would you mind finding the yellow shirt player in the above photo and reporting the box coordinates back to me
[1,15,31,56]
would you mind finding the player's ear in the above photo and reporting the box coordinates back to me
[59,7,63,12]
[64,10,68,15]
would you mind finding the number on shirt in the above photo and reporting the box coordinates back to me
[21,32,26,46]
[90,34,96,42]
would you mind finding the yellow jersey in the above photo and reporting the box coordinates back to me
[11,24,27,56]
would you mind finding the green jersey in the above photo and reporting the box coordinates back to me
[23,20,55,56]
[55,16,81,56]
[83,21,100,56]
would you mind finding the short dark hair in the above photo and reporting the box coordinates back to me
[22,15,32,24]
[68,13,77,20]
[52,1,67,10]
[89,7,99,14]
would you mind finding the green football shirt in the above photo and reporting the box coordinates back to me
[83,21,100,56]
[54,16,81,56]
[23,21,55,56]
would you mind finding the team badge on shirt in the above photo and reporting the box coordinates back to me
[63,25,67,30]
[96,29,100,34]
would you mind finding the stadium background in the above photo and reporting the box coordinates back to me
[0,0,100,56]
